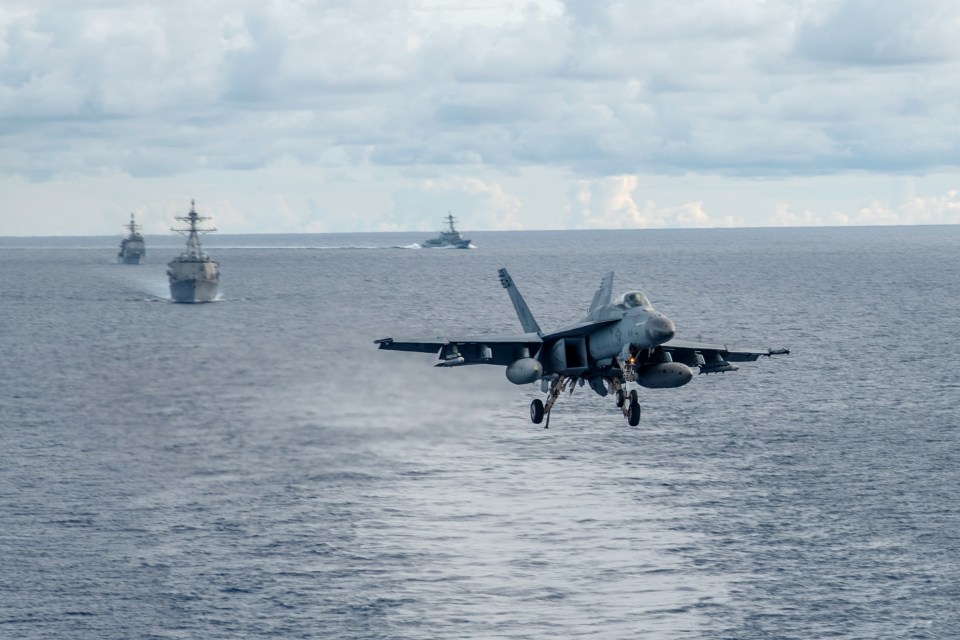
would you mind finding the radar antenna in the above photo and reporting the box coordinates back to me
[171,199,217,258]
[124,213,143,236]
[444,213,458,233]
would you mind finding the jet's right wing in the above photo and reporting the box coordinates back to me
[588,271,615,313]
[375,333,543,366]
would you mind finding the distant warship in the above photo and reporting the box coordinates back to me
[167,200,219,303]
[117,214,145,264]
[423,214,472,249]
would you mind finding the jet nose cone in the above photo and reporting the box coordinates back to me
[646,315,676,344]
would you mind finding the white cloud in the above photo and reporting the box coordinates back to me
[854,190,960,226]
[382,176,524,232]
[769,189,960,226]
[769,203,824,227]
[794,0,960,65]
[566,175,737,228]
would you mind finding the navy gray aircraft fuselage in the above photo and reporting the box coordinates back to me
[376,269,788,427]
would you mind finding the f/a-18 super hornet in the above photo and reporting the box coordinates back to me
[375,269,789,427]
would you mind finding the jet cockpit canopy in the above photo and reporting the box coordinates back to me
[613,291,653,310]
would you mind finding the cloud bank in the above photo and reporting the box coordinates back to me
[2,0,960,233]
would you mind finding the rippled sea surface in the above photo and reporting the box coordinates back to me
[1,227,959,639]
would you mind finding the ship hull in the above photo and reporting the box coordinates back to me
[423,241,472,249]
[170,279,219,303]
[119,251,145,265]
[118,239,146,264]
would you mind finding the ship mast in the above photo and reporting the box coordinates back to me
[125,213,142,237]
[172,199,216,258]
[445,213,458,233]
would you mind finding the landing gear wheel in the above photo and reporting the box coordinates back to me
[628,389,639,405]
[530,399,545,424]
[615,389,626,407]
[627,402,641,426]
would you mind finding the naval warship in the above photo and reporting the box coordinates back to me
[117,213,145,264]
[167,200,219,303]
[423,214,472,249]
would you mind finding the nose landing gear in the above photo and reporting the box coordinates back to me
[610,372,642,427]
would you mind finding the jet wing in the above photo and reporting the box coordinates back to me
[662,338,789,372]
[375,333,542,366]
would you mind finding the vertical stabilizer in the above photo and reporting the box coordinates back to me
[498,268,542,334]
[588,271,615,313]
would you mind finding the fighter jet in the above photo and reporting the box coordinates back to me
[375,269,789,427]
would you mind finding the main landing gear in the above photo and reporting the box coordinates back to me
[528,374,642,428]
[529,375,575,428]
[530,398,544,424]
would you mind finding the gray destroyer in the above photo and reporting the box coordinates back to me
[117,214,145,264]
[423,214,472,249]
[167,200,219,303]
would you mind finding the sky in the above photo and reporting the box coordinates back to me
[2,0,960,235]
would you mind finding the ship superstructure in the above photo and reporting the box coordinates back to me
[423,214,472,249]
[118,214,145,264]
[167,200,219,303]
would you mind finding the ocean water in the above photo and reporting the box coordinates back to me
[1,226,958,639]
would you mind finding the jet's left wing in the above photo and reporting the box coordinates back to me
[662,338,789,373]
[375,333,542,366]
